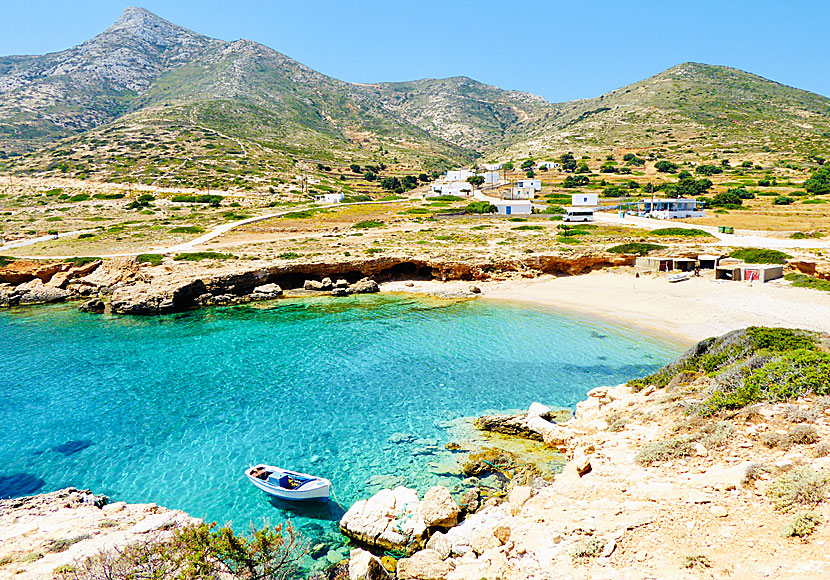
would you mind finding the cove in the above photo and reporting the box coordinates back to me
[0,295,681,542]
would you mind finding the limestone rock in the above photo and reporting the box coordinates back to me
[339,487,427,553]
[459,489,480,514]
[79,298,106,313]
[470,530,500,555]
[493,525,511,545]
[425,530,451,560]
[251,283,283,300]
[304,278,333,291]
[334,278,350,288]
[397,549,453,580]
[349,548,390,580]
[507,486,533,514]
[527,402,551,419]
[17,279,71,305]
[352,277,380,294]
[421,486,459,529]
[332,287,350,297]
[110,278,207,315]
[574,454,592,477]
[469,285,481,294]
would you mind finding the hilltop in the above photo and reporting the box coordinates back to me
[0,8,828,189]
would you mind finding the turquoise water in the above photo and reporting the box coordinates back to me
[0,295,680,550]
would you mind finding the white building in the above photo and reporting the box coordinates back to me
[508,186,536,200]
[314,193,344,204]
[483,163,503,171]
[493,199,532,216]
[428,181,473,197]
[537,161,560,170]
[571,193,598,206]
[623,198,706,219]
[446,169,475,182]
[516,179,542,191]
[483,171,501,185]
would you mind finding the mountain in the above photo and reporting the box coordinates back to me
[1,8,828,189]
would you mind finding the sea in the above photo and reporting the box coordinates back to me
[0,294,681,563]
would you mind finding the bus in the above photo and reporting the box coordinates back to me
[562,207,595,222]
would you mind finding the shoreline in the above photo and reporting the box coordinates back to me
[383,268,830,344]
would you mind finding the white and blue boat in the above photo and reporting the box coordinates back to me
[245,464,331,502]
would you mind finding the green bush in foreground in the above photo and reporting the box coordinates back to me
[0,256,16,267]
[768,467,830,512]
[729,248,792,264]
[174,252,234,262]
[785,273,830,292]
[607,242,666,255]
[464,201,497,214]
[170,226,205,234]
[783,512,822,538]
[136,254,163,266]
[63,522,306,580]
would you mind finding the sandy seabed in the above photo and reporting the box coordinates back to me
[383,268,830,345]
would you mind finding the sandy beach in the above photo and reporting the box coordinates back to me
[384,269,830,345]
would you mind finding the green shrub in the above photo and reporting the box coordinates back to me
[785,273,830,292]
[353,220,384,229]
[607,242,666,255]
[783,512,821,538]
[136,254,163,266]
[170,226,205,234]
[541,205,565,214]
[570,537,605,559]
[64,257,101,267]
[282,210,318,219]
[648,228,714,238]
[92,193,125,200]
[512,225,544,231]
[278,252,300,260]
[70,194,91,202]
[768,467,830,511]
[0,256,16,267]
[773,196,794,205]
[729,248,791,264]
[464,201,497,214]
[171,194,224,205]
[430,195,464,202]
[174,252,234,262]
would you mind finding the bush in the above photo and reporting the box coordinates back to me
[64,257,101,267]
[67,522,306,580]
[93,193,125,200]
[278,252,300,260]
[171,194,223,205]
[607,243,666,255]
[783,512,821,538]
[709,191,743,207]
[136,254,163,266]
[768,467,830,511]
[684,555,712,569]
[570,537,605,559]
[729,248,791,264]
[773,196,794,205]
[464,202,497,214]
[695,165,723,176]
[512,225,544,231]
[785,273,830,292]
[655,160,678,173]
[0,256,16,267]
[69,194,91,202]
[170,226,205,234]
[353,220,385,229]
[649,228,714,238]
[174,252,234,262]
[541,205,565,214]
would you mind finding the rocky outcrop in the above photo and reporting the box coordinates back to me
[0,260,64,285]
[110,279,207,314]
[396,549,453,580]
[339,487,427,554]
[421,486,460,529]
[348,548,390,580]
[475,402,572,449]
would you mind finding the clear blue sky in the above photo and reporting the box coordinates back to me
[2,0,828,102]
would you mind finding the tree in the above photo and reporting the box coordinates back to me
[525,169,535,178]
[562,175,589,188]
[709,191,743,207]
[465,201,497,214]
[521,159,535,170]
[559,152,577,172]
[576,163,590,173]
[602,186,625,197]
[804,167,830,195]
[655,160,678,173]
[503,162,514,171]
[695,164,723,176]
[349,164,361,173]
[644,182,654,193]
[467,175,485,188]
[380,177,401,191]
[418,173,430,182]
[364,171,377,182]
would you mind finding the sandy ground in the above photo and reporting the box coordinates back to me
[383,269,830,345]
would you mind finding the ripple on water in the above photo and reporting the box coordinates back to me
[0,295,681,552]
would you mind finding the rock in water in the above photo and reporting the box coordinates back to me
[421,486,459,529]
[79,298,105,313]
[349,548,390,580]
[339,487,427,553]
[251,283,282,300]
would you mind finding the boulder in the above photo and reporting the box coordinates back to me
[469,285,481,294]
[331,287,350,297]
[304,278,333,291]
[110,279,207,315]
[17,280,71,305]
[459,489,480,515]
[334,279,350,289]
[421,486,459,529]
[251,283,283,300]
[396,549,453,580]
[339,487,427,554]
[527,402,551,419]
[470,530,500,555]
[352,278,380,294]
[349,548,390,580]
[425,531,451,560]
[79,298,106,314]
[507,486,533,514]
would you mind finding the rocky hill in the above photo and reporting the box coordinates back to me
[1,8,828,188]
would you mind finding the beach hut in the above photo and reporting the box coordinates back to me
[715,265,743,281]
[741,264,784,283]
[698,254,722,270]
[672,258,697,272]
[635,256,674,272]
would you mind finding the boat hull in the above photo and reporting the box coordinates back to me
[245,465,331,502]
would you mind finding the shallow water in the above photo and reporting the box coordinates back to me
[0,295,680,554]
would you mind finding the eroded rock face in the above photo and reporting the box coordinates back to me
[110,279,207,314]
[0,260,64,285]
[339,487,427,554]
[396,549,453,580]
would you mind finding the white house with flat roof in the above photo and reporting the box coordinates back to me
[483,171,501,185]
[623,198,705,219]
[314,193,344,204]
[537,161,560,169]
[507,186,536,200]
[428,180,473,197]
[483,163,503,171]
[446,169,475,182]
[516,179,542,191]
[493,199,533,216]
[572,193,598,206]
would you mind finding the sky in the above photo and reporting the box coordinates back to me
[1,0,829,103]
